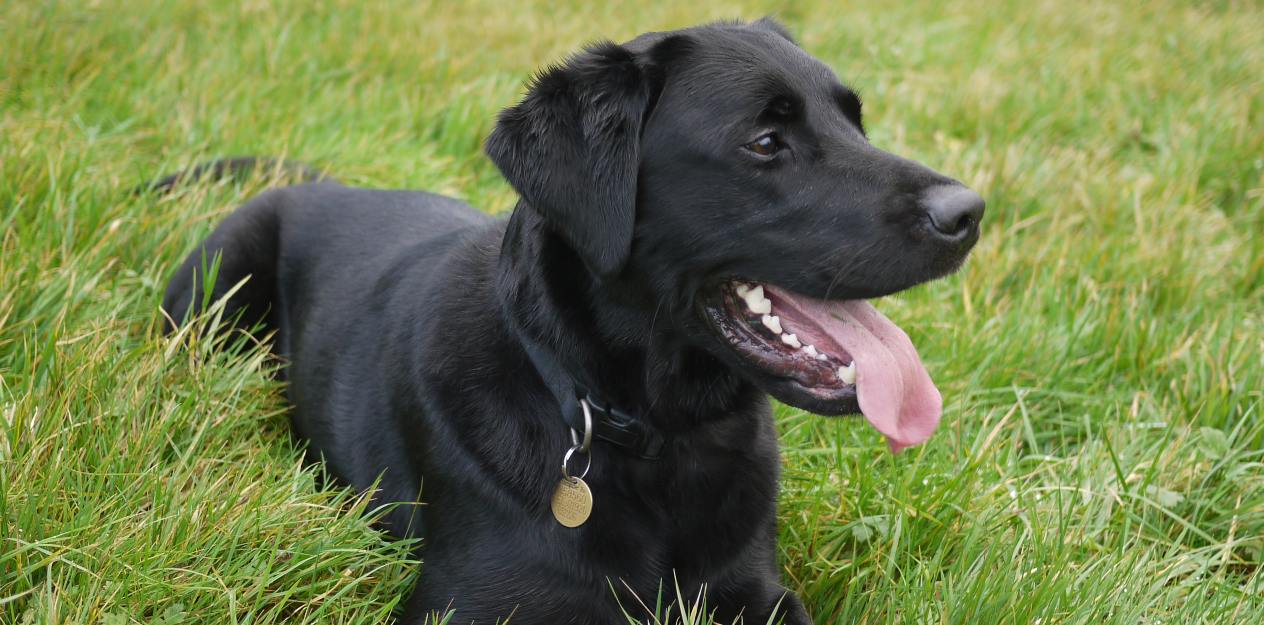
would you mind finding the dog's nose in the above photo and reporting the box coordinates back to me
[922,184,985,240]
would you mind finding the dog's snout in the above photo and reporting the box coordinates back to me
[922,184,985,241]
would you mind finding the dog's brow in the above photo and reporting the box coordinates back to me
[723,70,796,115]
[754,79,799,109]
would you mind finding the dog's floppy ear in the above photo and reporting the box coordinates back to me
[485,42,654,279]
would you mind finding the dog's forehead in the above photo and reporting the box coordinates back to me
[657,25,847,115]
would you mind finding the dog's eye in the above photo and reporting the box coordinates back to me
[744,133,783,157]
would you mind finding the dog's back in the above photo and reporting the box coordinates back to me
[159,172,498,536]
[161,172,488,342]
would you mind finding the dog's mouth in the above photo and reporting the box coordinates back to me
[699,281,942,451]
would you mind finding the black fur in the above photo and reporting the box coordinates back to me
[161,20,982,624]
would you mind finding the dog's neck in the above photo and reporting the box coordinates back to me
[496,206,755,434]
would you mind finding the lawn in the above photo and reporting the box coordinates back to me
[2,0,1262,623]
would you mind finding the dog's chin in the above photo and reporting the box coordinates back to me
[757,376,860,416]
[696,282,862,416]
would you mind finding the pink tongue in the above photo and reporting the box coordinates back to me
[830,301,942,452]
[768,289,942,452]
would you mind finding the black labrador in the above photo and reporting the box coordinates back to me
[160,18,983,625]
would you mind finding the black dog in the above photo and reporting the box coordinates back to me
[161,19,983,624]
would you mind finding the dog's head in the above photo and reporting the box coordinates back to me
[486,19,984,450]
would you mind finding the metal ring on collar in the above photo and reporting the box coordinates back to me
[569,398,594,453]
[562,444,591,481]
[562,398,594,481]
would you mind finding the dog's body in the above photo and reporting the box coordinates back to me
[162,20,982,624]
[166,184,788,621]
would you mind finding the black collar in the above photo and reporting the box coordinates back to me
[520,338,665,460]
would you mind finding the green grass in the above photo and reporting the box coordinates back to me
[2,0,1262,623]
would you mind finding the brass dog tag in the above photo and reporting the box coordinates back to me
[551,476,593,527]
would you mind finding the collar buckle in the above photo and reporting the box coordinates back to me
[584,394,665,460]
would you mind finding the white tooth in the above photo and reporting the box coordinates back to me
[761,315,782,334]
[781,333,801,348]
[816,352,830,361]
[742,285,772,314]
[735,283,750,297]
[738,287,758,311]
[838,362,856,385]
[802,344,818,357]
